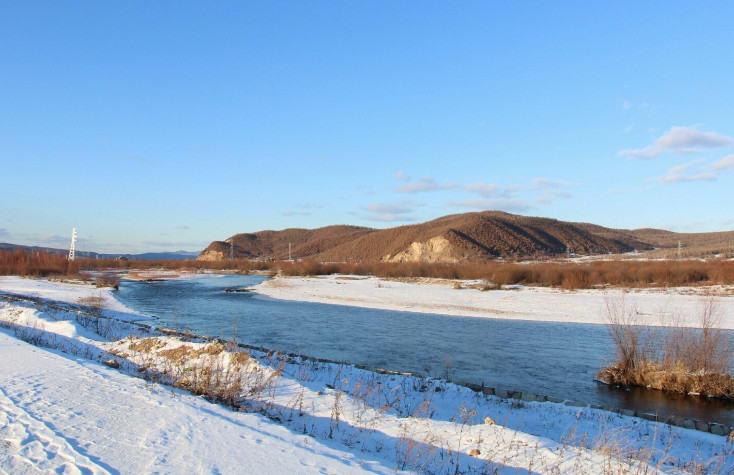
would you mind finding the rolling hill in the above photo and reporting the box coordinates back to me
[198,211,734,262]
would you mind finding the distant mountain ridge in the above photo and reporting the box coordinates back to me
[198,211,734,262]
[0,243,199,261]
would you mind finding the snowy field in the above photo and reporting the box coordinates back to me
[1,275,733,474]
[254,275,734,329]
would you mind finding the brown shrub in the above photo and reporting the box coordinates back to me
[598,295,734,397]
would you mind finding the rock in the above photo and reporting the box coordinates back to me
[494,389,509,398]
[103,359,120,369]
[682,419,696,430]
[619,409,636,417]
[667,416,684,427]
[693,420,710,432]
[564,401,587,408]
[708,423,727,436]
[484,417,495,425]
[639,413,658,422]
[520,392,537,402]
[468,449,481,457]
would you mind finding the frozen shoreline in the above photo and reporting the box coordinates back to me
[1,276,733,474]
[253,275,734,329]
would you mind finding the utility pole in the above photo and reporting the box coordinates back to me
[677,240,682,261]
[230,240,234,261]
[68,228,77,261]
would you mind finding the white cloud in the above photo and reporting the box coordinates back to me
[394,171,411,182]
[655,159,716,184]
[706,154,734,172]
[362,203,413,214]
[623,100,632,110]
[464,182,504,198]
[361,202,418,222]
[531,178,579,190]
[619,126,732,159]
[395,176,458,194]
[543,190,572,199]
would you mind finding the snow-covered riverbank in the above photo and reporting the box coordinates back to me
[1,276,733,474]
[254,275,734,329]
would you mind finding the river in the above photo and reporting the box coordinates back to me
[114,273,734,426]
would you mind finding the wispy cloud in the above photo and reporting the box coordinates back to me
[361,202,418,222]
[531,178,579,190]
[464,182,506,198]
[394,176,459,194]
[619,126,732,159]
[706,154,734,172]
[0,228,10,239]
[175,225,190,230]
[654,159,716,184]
[283,202,323,217]
[394,171,411,182]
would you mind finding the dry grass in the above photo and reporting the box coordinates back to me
[5,248,733,291]
[598,295,734,397]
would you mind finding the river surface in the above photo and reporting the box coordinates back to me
[114,274,734,426]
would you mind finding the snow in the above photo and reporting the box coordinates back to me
[0,333,385,474]
[254,275,734,329]
[1,276,733,474]
[0,276,149,323]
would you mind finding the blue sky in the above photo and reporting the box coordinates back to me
[2,2,733,253]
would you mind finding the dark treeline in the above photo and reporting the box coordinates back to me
[3,249,734,289]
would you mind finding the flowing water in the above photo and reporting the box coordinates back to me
[114,274,734,426]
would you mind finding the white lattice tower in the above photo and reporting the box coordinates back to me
[68,228,77,261]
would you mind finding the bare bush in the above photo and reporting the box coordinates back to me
[599,295,734,397]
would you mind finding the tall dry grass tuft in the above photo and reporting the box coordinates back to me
[598,295,734,397]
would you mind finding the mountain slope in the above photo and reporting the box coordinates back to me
[198,211,688,262]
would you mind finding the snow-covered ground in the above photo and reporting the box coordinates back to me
[254,275,734,329]
[1,275,733,474]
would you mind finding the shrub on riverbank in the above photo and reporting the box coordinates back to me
[4,249,734,289]
[0,249,78,277]
[597,295,734,398]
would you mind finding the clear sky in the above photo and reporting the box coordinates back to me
[2,2,733,254]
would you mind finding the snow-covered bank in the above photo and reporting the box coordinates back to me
[0,276,150,323]
[1,277,733,474]
[0,333,387,474]
[254,275,734,329]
